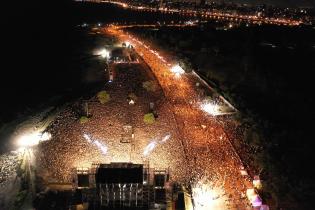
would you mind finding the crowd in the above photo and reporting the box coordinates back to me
[36,61,187,185]
[0,152,19,186]
[33,26,254,210]
[114,27,253,209]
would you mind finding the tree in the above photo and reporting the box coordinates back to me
[80,116,89,124]
[97,91,110,104]
[143,113,155,124]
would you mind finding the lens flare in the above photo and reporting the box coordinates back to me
[200,102,221,116]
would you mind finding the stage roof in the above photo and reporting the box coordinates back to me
[96,163,143,184]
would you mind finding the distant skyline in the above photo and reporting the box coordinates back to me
[210,0,314,8]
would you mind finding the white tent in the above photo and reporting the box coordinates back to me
[260,204,270,210]
[251,194,263,207]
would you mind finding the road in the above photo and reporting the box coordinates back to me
[106,25,255,209]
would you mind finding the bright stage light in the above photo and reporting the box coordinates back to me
[17,133,40,147]
[200,102,221,116]
[160,134,171,143]
[83,133,92,142]
[83,133,108,155]
[17,131,51,148]
[170,65,185,75]
[41,132,51,141]
[94,140,108,155]
[98,49,110,58]
[143,141,157,156]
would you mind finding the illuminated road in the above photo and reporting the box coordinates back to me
[106,25,255,209]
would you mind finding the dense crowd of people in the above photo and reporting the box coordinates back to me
[36,62,187,185]
[114,27,254,209]
[33,26,255,210]
[0,153,19,186]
